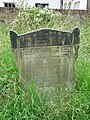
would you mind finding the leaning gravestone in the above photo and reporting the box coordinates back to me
[10,27,80,87]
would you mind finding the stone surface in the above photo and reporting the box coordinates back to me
[10,28,80,87]
[0,7,18,23]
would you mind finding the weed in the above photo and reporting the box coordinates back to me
[0,7,90,120]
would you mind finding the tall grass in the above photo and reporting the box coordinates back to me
[0,7,90,119]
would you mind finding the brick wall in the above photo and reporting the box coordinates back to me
[87,0,90,10]
[0,7,19,23]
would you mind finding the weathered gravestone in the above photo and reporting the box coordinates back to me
[10,28,80,87]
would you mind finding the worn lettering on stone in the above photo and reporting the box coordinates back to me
[10,27,80,87]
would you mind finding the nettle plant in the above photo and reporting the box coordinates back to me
[12,6,58,33]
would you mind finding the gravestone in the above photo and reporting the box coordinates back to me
[10,27,80,87]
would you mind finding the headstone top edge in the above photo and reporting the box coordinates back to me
[10,27,80,37]
[10,27,79,37]
[18,28,63,37]
[9,29,18,36]
[72,27,80,35]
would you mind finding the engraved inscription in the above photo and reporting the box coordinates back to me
[10,28,80,48]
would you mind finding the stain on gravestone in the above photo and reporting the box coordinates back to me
[10,27,80,87]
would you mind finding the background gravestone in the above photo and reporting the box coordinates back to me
[10,28,80,87]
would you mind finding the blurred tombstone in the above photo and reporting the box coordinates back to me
[10,27,80,88]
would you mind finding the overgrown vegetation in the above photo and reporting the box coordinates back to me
[0,7,90,119]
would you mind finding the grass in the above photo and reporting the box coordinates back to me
[0,7,90,119]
